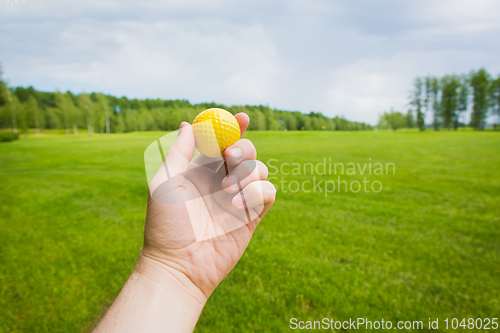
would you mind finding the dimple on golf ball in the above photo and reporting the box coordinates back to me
[192,108,240,158]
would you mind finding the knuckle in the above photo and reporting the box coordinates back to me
[256,160,268,178]
[265,181,277,195]
[239,160,256,179]
[238,138,252,145]
[237,139,257,157]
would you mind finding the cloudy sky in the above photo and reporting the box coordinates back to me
[1,0,499,124]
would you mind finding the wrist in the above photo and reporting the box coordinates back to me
[94,255,207,333]
[135,254,208,307]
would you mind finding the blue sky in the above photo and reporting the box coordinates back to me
[1,0,499,124]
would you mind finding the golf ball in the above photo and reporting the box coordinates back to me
[192,108,240,158]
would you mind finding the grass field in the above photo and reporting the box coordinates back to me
[1,130,499,332]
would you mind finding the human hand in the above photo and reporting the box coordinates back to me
[139,113,276,304]
[94,113,275,333]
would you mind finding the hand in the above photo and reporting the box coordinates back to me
[140,112,276,302]
[94,113,275,333]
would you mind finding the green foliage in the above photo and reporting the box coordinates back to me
[469,69,491,130]
[0,87,372,133]
[1,131,499,332]
[0,131,18,142]
[405,109,415,128]
[456,75,470,130]
[410,77,425,131]
[410,69,500,131]
[55,91,70,133]
[377,109,407,130]
[440,75,460,130]
[78,93,94,136]
[490,75,500,118]
[430,77,441,131]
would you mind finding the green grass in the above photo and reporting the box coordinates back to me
[1,130,499,332]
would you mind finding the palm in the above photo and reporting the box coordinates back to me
[142,114,272,298]
[144,159,259,296]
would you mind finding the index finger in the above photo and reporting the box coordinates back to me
[235,112,249,137]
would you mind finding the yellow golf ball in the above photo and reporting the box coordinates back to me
[192,108,240,158]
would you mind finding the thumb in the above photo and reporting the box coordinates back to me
[164,122,195,177]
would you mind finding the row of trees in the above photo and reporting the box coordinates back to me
[379,68,500,131]
[0,66,371,136]
[377,109,415,131]
[0,88,372,135]
[408,68,500,131]
[0,89,372,135]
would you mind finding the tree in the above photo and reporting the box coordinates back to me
[440,75,460,130]
[469,68,491,130]
[29,95,41,137]
[3,85,18,134]
[0,82,374,133]
[96,93,111,134]
[424,76,432,115]
[78,93,94,136]
[490,75,500,128]
[378,109,406,130]
[455,75,469,130]
[55,91,70,135]
[116,113,126,133]
[430,77,441,131]
[410,77,425,131]
[65,92,79,136]
[16,97,29,135]
[405,109,415,128]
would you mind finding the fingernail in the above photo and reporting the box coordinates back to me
[178,122,189,136]
[233,194,244,208]
[226,147,242,159]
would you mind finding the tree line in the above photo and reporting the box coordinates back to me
[0,66,372,136]
[378,68,500,131]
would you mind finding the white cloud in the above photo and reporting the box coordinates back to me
[324,57,411,124]
[1,0,500,124]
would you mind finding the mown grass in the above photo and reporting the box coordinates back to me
[0,130,499,332]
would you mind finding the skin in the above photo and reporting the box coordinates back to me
[94,113,276,333]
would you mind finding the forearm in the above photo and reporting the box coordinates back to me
[94,256,207,333]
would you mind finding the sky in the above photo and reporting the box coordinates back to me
[1,0,499,125]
